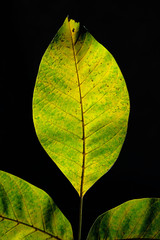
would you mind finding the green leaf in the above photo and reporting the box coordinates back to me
[87,198,160,240]
[33,17,130,196]
[0,170,73,240]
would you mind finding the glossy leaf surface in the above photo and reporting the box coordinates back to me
[33,17,130,196]
[87,198,160,240]
[0,170,73,240]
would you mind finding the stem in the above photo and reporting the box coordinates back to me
[78,196,83,240]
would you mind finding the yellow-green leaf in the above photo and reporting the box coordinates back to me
[0,170,73,240]
[87,198,160,240]
[33,17,130,196]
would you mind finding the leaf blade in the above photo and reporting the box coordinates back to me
[87,198,160,240]
[0,170,73,240]
[33,17,130,196]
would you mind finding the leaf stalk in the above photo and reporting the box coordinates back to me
[78,196,83,240]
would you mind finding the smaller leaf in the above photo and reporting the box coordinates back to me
[0,170,73,240]
[87,198,160,240]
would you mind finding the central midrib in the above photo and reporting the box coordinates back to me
[68,21,86,197]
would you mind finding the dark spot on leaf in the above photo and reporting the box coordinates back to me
[72,28,75,32]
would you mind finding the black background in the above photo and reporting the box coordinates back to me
[1,1,160,239]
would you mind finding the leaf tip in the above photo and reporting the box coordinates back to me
[65,15,80,24]
[66,14,70,22]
